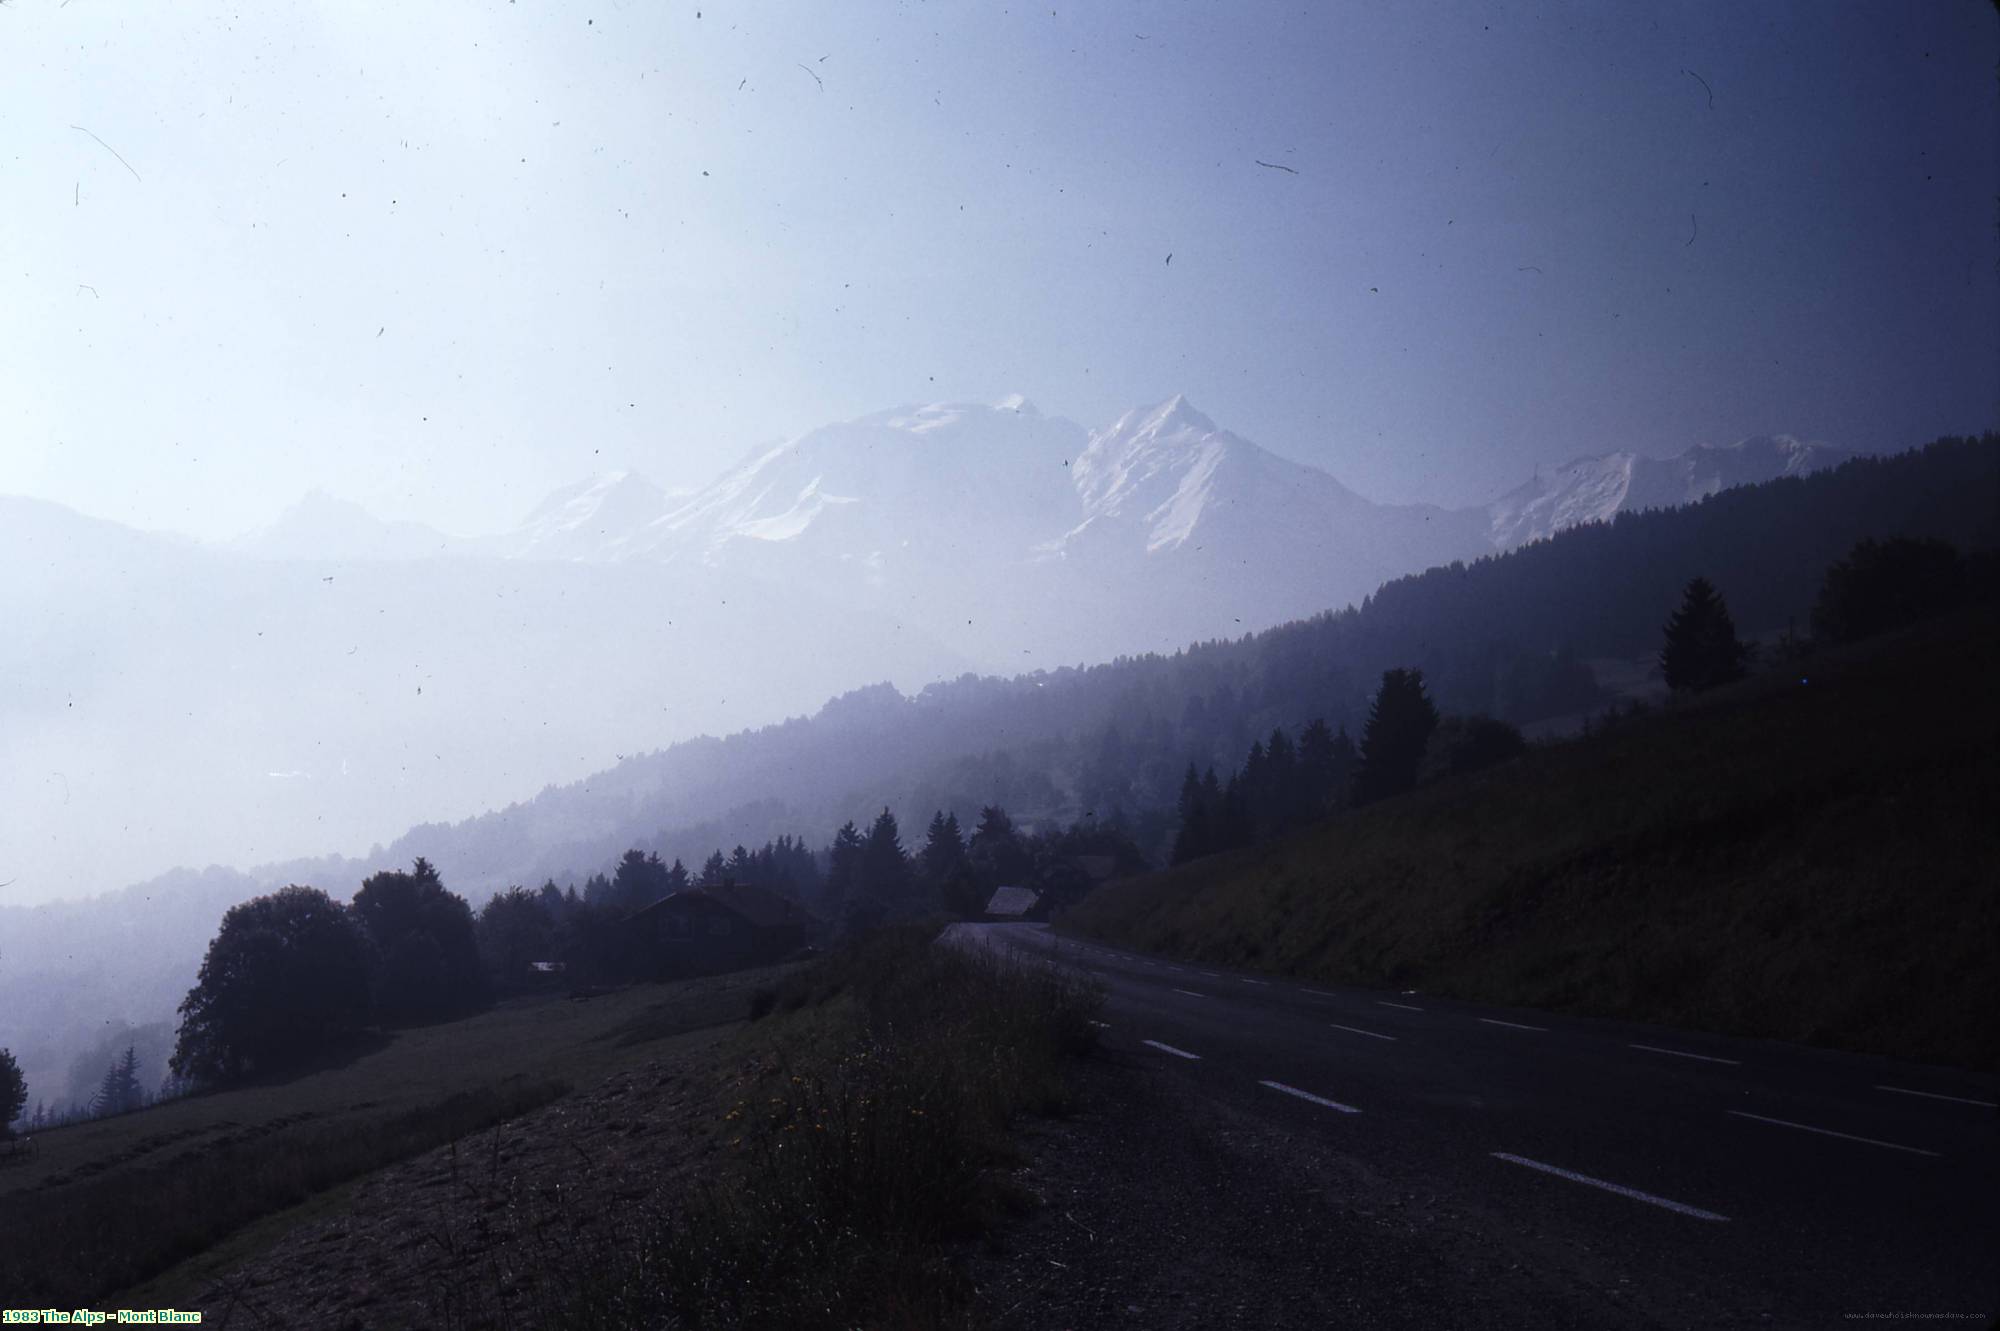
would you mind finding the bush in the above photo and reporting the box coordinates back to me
[1420,715,1528,784]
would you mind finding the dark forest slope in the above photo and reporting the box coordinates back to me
[1064,608,2000,1071]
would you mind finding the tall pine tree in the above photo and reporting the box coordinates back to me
[93,1046,143,1118]
[1659,576,1750,692]
[863,808,912,906]
[1351,668,1440,808]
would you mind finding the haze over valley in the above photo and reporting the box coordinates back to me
[4,392,1854,908]
[3,1,1995,1323]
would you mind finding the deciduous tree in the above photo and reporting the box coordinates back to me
[171,885,372,1085]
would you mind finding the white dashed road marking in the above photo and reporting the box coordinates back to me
[1491,1153,1729,1222]
[1726,1111,1940,1157]
[1479,1017,1549,1032]
[1259,1080,1361,1114]
[1630,1043,1741,1066]
[1302,989,1338,998]
[1875,1085,1998,1109]
[1172,988,1208,999]
[1376,1000,1424,1012]
[1239,977,1269,986]
[1329,1023,1397,1042]
[1142,1039,1202,1061]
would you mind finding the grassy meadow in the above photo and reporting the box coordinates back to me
[0,968,770,1309]
[2,928,1104,1328]
[1064,608,2000,1071]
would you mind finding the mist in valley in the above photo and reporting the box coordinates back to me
[3,2,1996,1322]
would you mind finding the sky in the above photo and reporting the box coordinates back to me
[2,0,1995,539]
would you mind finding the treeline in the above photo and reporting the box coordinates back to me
[1170,674,1528,864]
[1166,532,1996,868]
[340,434,1996,898]
[130,803,1144,1103]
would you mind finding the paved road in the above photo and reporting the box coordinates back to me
[950,922,1998,1328]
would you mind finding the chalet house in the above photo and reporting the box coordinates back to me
[625,882,819,977]
[983,884,1044,921]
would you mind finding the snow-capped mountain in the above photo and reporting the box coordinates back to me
[211,397,1852,665]
[1487,435,1850,548]
[1060,395,1489,622]
[466,396,1846,661]
[490,471,689,561]
[633,395,1083,575]
[231,489,459,561]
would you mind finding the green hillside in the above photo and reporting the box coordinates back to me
[1064,608,2000,1071]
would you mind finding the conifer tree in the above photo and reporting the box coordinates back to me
[823,821,866,917]
[1659,576,1750,692]
[863,807,912,905]
[1297,719,1341,811]
[920,810,969,884]
[93,1047,143,1118]
[0,1048,26,1136]
[1217,772,1254,850]
[1262,727,1299,830]
[1171,764,1209,864]
[1351,668,1441,807]
[967,804,1032,885]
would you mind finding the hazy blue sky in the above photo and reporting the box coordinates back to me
[3,0,1994,538]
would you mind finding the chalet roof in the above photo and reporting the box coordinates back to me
[629,882,820,931]
[984,884,1040,918]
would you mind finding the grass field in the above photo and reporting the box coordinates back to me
[1,929,1103,1327]
[1064,608,2000,1072]
[419,925,1102,1329]
[0,968,772,1308]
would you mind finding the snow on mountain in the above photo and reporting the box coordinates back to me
[210,397,1847,665]
[230,489,459,561]
[493,471,688,561]
[1058,395,1491,642]
[633,396,1084,571]
[1487,435,1849,548]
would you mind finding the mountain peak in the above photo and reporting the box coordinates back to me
[232,489,453,561]
[1138,393,1216,437]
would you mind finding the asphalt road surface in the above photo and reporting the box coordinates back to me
[949,922,1997,1328]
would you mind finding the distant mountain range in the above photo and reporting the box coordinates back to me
[221,395,1850,663]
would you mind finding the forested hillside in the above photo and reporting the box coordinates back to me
[355,432,1999,892]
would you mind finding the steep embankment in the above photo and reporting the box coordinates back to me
[1065,609,2000,1071]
